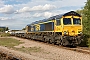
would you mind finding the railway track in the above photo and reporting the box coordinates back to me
[51,45,90,54]
[48,43,90,54]
[69,47,90,54]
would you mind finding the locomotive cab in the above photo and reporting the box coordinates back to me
[55,11,83,46]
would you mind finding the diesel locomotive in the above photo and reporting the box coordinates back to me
[15,11,83,46]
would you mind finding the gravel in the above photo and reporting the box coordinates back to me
[0,37,90,60]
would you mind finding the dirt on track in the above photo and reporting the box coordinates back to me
[0,37,90,60]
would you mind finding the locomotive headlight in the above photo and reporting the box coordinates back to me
[78,31,82,34]
[64,31,67,35]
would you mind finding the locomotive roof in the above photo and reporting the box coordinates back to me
[27,11,81,26]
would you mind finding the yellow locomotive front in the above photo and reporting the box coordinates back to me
[62,15,82,36]
[55,11,83,46]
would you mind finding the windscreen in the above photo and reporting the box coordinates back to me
[63,18,71,25]
[73,18,81,25]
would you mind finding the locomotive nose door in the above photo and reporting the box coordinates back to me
[55,18,62,32]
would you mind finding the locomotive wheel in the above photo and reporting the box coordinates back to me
[55,39,61,45]
[62,39,69,46]
[49,39,53,44]
[44,38,49,43]
[77,39,82,44]
[44,38,47,43]
[41,38,44,42]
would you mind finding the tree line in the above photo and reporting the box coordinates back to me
[0,27,9,32]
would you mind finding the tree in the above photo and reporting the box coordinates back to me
[76,0,90,47]
[5,27,9,31]
[22,27,26,30]
[83,0,90,35]
[0,27,9,32]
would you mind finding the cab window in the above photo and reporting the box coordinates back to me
[63,18,71,25]
[73,18,81,25]
[56,19,61,26]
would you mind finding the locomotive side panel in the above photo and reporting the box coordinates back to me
[31,25,35,32]
[35,24,40,31]
[45,22,54,31]
[40,24,45,31]
[27,26,31,32]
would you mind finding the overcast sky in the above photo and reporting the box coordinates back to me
[0,0,87,30]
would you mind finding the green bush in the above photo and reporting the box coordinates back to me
[79,34,88,47]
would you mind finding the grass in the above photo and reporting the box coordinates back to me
[0,37,42,53]
[0,38,23,48]
[16,46,42,53]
